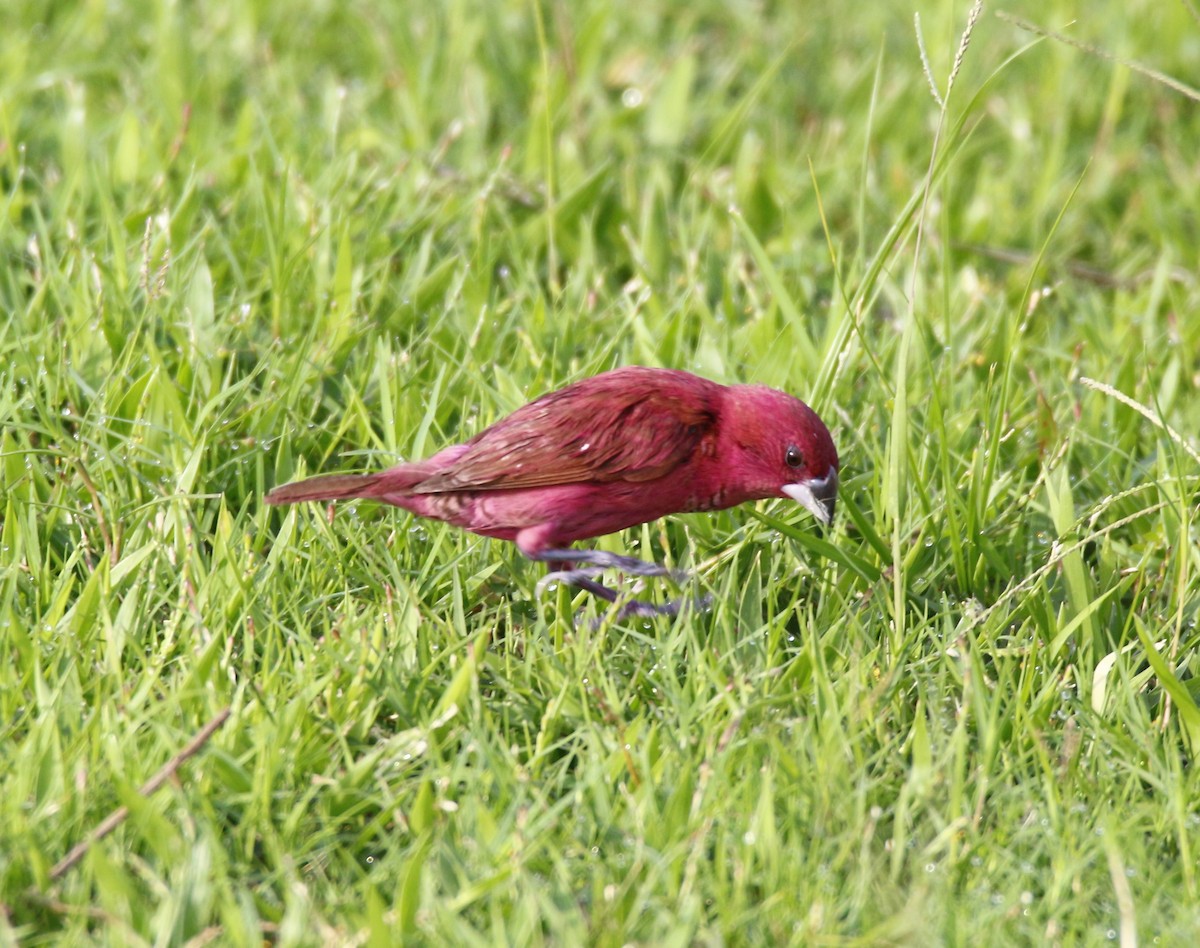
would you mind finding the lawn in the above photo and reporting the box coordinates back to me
[3,0,1199,943]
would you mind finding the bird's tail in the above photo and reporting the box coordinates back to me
[265,472,389,505]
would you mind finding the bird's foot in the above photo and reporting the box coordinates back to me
[534,548,688,582]
[537,567,613,599]
[538,570,712,623]
[609,592,713,620]
[532,547,707,622]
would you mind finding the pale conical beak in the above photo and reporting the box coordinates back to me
[782,468,838,526]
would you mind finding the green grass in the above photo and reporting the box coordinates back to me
[3,0,1200,943]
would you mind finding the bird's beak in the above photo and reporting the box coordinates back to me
[782,468,838,526]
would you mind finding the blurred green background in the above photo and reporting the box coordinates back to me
[2,0,1199,943]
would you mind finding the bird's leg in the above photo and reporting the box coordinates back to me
[540,570,709,619]
[616,591,713,620]
[536,566,615,599]
[533,548,689,581]
[532,549,709,619]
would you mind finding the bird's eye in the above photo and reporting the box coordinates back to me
[785,445,803,469]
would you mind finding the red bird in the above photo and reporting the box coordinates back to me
[266,366,839,616]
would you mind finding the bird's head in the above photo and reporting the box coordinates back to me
[724,385,840,525]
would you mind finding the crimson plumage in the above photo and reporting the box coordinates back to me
[267,366,839,614]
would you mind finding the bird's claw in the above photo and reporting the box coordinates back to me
[577,591,713,628]
[537,567,608,595]
[614,593,713,619]
[533,547,709,623]
[536,548,688,583]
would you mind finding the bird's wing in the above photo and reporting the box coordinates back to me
[411,368,719,492]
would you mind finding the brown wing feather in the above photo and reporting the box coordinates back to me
[411,367,720,493]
